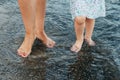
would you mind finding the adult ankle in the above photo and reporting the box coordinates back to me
[85,36,92,40]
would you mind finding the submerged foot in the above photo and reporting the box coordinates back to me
[71,39,83,53]
[36,31,55,48]
[85,38,96,46]
[17,34,35,57]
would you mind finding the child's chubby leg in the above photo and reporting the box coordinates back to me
[35,0,55,48]
[71,16,86,53]
[85,18,96,46]
[17,0,36,57]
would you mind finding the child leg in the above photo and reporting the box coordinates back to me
[71,16,86,53]
[35,0,55,48]
[85,18,95,46]
[17,0,36,57]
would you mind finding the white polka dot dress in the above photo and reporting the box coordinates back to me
[70,0,106,19]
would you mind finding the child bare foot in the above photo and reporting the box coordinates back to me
[17,34,35,57]
[71,39,83,53]
[85,38,96,46]
[36,31,55,48]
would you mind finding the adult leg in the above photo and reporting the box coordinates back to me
[71,16,86,53]
[85,18,95,46]
[17,0,36,57]
[35,0,55,48]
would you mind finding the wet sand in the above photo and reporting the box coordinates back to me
[0,0,120,80]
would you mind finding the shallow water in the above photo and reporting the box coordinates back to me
[0,0,120,80]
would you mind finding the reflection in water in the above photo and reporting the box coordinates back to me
[15,39,48,80]
[68,50,94,80]
[68,44,120,80]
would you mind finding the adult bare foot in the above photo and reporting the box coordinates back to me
[17,34,35,57]
[85,38,96,46]
[71,39,83,53]
[36,31,55,48]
